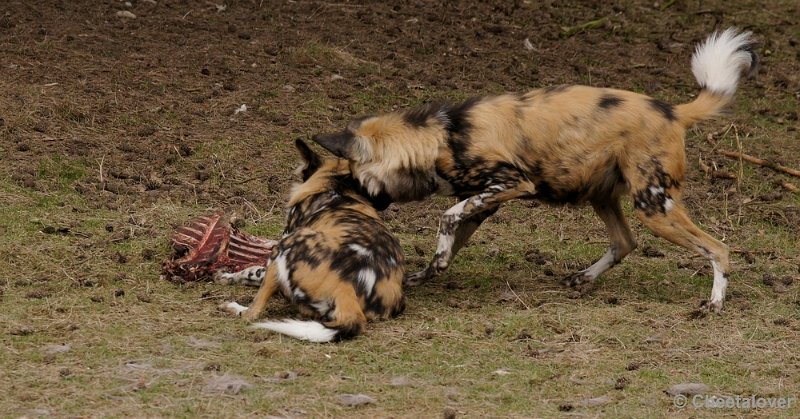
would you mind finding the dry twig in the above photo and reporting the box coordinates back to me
[720,150,800,178]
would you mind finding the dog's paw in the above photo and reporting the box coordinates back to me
[240,308,261,322]
[560,271,592,288]
[219,301,248,316]
[404,268,433,286]
[213,271,233,285]
[689,299,724,319]
[701,299,724,314]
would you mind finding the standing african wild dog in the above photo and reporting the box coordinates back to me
[311,28,758,312]
[220,139,405,342]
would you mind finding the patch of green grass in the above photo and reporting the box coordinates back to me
[36,156,88,185]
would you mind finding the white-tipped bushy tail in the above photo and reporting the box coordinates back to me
[691,28,757,96]
[676,28,758,127]
[251,319,339,343]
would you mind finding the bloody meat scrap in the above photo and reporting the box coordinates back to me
[161,212,277,282]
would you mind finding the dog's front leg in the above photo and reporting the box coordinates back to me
[214,265,267,287]
[405,206,495,285]
[220,262,279,321]
[406,185,529,285]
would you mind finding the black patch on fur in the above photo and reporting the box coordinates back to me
[332,322,363,342]
[365,190,393,211]
[649,99,676,121]
[598,95,623,109]
[403,103,445,128]
[340,176,394,211]
[444,97,482,135]
[633,157,681,216]
[395,167,439,201]
[390,295,406,317]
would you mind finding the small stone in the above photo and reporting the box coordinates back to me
[575,395,612,407]
[336,393,375,407]
[116,10,136,19]
[665,383,709,397]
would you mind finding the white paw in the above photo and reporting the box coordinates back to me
[213,271,234,285]
[219,301,248,316]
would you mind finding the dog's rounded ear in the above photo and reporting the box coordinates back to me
[312,131,355,159]
[295,138,322,180]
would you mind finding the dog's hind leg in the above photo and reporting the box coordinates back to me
[407,184,533,284]
[562,198,637,288]
[635,201,730,312]
[324,292,368,341]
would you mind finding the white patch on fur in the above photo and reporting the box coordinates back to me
[352,135,374,163]
[251,319,338,343]
[357,269,376,296]
[583,248,617,279]
[709,260,727,305]
[293,287,306,300]
[691,28,755,96]
[444,199,467,217]
[274,252,291,293]
[223,301,248,315]
[216,265,266,286]
[649,186,664,196]
[349,244,372,258]
[435,109,451,128]
[435,234,455,262]
[310,299,333,316]
[664,198,675,212]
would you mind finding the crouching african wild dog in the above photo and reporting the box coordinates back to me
[220,139,405,342]
[311,28,758,312]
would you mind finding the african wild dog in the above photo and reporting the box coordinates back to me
[220,139,405,342]
[311,28,758,312]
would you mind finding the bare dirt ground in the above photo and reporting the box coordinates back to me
[2,0,799,417]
